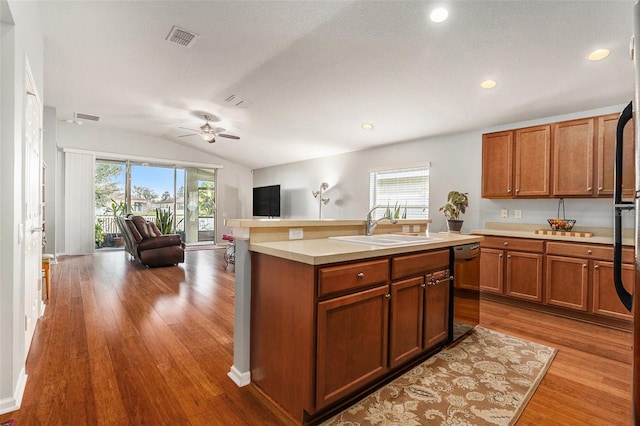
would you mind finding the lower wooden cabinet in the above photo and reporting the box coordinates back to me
[316,285,390,409]
[545,255,589,311]
[251,247,454,422]
[592,261,634,320]
[479,236,635,327]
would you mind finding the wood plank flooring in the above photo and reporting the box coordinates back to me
[0,249,633,425]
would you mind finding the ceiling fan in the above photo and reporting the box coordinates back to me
[178,114,240,143]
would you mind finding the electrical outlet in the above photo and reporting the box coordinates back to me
[501,209,508,218]
[402,225,410,233]
[515,209,522,219]
[412,225,421,233]
[289,228,303,240]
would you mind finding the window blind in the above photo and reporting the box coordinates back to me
[369,166,429,220]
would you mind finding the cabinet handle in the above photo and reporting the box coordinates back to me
[594,264,600,270]
[420,283,426,288]
[598,186,603,191]
[507,255,511,259]
[587,186,592,191]
[385,294,391,299]
[587,250,592,255]
[503,242,508,246]
[507,188,512,193]
[499,254,503,258]
[356,272,364,279]
[516,188,520,193]
[582,264,587,268]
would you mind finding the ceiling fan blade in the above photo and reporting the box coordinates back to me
[178,133,197,138]
[218,133,240,140]
[179,126,199,132]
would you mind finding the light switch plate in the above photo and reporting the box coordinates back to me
[402,225,410,233]
[515,209,522,218]
[501,209,508,218]
[413,225,421,232]
[289,228,303,240]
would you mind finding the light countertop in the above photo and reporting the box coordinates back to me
[473,222,634,246]
[249,232,483,265]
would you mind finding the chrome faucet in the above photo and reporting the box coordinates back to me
[366,206,398,236]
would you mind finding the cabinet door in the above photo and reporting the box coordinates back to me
[482,131,513,198]
[505,251,543,302]
[552,118,595,196]
[389,277,424,368]
[423,270,450,349]
[316,285,389,409]
[514,125,551,197]
[597,113,635,198]
[479,248,504,293]
[545,255,588,311]
[592,261,634,320]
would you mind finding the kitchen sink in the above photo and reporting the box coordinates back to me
[329,234,443,246]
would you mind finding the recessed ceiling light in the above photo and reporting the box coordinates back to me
[362,123,374,130]
[430,7,449,23]
[480,80,497,89]
[588,48,610,61]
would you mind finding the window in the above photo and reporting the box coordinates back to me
[369,166,429,219]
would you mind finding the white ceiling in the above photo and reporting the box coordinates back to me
[39,1,635,170]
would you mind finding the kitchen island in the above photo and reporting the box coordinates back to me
[225,218,482,423]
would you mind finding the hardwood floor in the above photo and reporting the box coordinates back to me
[0,249,633,425]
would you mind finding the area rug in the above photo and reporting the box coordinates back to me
[321,326,556,426]
[183,244,224,251]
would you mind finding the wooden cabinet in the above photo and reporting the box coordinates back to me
[251,247,454,422]
[479,236,544,301]
[552,118,595,196]
[482,131,513,198]
[592,261,634,320]
[596,113,635,198]
[317,285,390,409]
[482,111,630,199]
[514,125,551,197]
[481,126,550,198]
[546,242,634,317]
[545,255,589,311]
[389,250,450,368]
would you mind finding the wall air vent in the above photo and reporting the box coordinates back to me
[166,26,198,47]
[74,112,100,122]
[224,94,251,109]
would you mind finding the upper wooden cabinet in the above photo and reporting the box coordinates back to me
[482,111,634,199]
[596,113,635,198]
[552,118,594,196]
[482,131,513,198]
[515,125,551,197]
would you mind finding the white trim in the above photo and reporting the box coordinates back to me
[368,161,431,173]
[62,147,224,170]
[0,368,27,415]
[227,365,251,387]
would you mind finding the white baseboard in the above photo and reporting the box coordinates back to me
[227,365,251,387]
[0,368,27,415]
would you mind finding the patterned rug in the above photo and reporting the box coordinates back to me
[321,326,556,426]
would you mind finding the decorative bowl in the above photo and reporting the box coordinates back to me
[547,218,576,231]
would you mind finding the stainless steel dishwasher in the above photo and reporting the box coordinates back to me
[450,243,480,341]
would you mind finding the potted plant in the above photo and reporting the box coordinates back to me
[95,219,105,248]
[109,198,128,246]
[439,191,469,232]
[155,208,174,234]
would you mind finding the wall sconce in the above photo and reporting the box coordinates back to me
[312,182,330,219]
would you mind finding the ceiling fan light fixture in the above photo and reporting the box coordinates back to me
[199,132,215,142]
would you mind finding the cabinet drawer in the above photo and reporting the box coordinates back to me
[546,242,634,263]
[391,249,450,280]
[318,259,389,297]
[480,236,544,253]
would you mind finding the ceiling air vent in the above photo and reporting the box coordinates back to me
[74,112,100,122]
[224,94,250,109]
[166,26,198,47]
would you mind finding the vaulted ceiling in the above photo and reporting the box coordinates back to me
[39,1,634,170]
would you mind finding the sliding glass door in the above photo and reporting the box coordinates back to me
[94,160,217,249]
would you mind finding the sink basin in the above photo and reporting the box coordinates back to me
[329,234,443,247]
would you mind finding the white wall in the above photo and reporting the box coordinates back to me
[54,123,253,252]
[0,0,43,413]
[254,103,634,232]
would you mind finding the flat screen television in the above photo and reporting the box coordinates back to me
[253,184,281,217]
